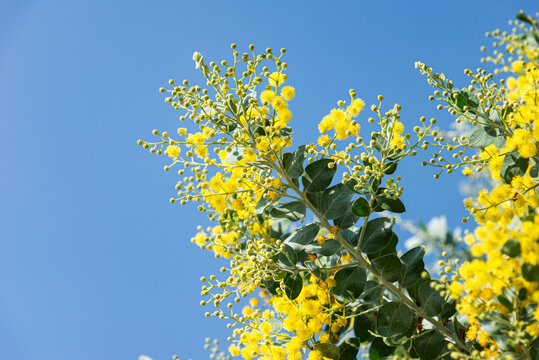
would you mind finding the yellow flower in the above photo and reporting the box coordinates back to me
[268,72,286,87]
[347,98,365,117]
[164,145,180,158]
[281,86,295,100]
[317,135,331,147]
[228,344,241,357]
[318,115,335,133]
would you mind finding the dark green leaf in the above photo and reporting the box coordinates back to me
[338,338,360,360]
[530,156,539,179]
[313,343,340,360]
[333,203,360,230]
[501,239,521,257]
[278,245,297,268]
[468,126,498,149]
[497,295,513,311]
[306,191,324,209]
[371,253,402,283]
[334,267,367,303]
[284,223,320,251]
[367,232,398,259]
[399,246,426,288]
[284,274,303,300]
[360,280,383,304]
[318,239,342,256]
[376,302,415,337]
[384,162,398,175]
[270,201,306,221]
[523,263,539,282]
[304,238,342,256]
[374,194,406,213]
[501,151,529,184]
[321,184,355,219]
[359,217,396,253]
[341,227,361,246]
[418,282,443,317]
[302,159,337,192]
[516,12,538,27]
[354,314,375,343]
[285,145,307,179]
[369,337,395,360]
[439,300,456,319]
[453,88,479,111]
[414,331,445,360]
[351,197,371,217]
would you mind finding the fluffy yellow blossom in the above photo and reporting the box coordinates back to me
[164,144,180,158]
[281,86,295,100]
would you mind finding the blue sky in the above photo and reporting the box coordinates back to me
[1,1,537,359]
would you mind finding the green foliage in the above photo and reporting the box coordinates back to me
[376,301,415,337]
[333,267,367,303]
[302,159,337,192]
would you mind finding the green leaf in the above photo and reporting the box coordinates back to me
[501,239,521,257]
[334,267,367,303]
[359,217,396,253]
[360,280,383,304]
[284,223,320,251]
[338,338,360,360]
[270,201,306,221]
[254,191,274,214]
[418,282,443,317]
[413,330,445,360]
[313,343,340,360]
[367,232,398,259]
[270,218,290,238]
[333,203,360,230]
[384,162,398,175]
[376,302,415,337]
[523,263,539,282]
[399,246,425,288]
[371,253,403,283]
[369,337,395,360]
[304,238,342,256]
[530,156,539,179]
[277,245,297,268]
[302,159,337,192]
[439,300,456,319]
[285,145,307,179]
[497,294,513,311]
[354,314,375,343]
[351,197,371,217]
[468,126,498,148]
[516,12,538,27]
[453,88,479,111]
[341,227,361,247]
[501,151,529,184]
[306,190,324,209]
[284,274,303,300]
[318,239,342,256]
[372,133,387,152]
[321,184,355,219]
[374,194,406,213]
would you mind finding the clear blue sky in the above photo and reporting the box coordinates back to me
[1,1,536,359]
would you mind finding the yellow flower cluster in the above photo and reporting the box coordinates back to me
[318,98,364,142]
[229,278,345,360]
[446,58,539,357]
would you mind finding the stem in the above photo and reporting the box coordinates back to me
[266,157,472,353]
